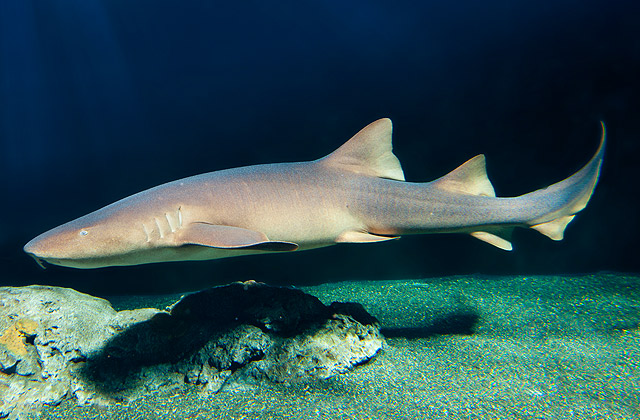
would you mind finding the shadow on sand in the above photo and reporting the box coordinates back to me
[381,310,480,338]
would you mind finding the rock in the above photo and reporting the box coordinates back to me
[0,281,384,419]
[0,286,162,419]
[266,313,384,381]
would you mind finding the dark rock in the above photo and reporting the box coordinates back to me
[169,280,331,335]
[329,301,380,326]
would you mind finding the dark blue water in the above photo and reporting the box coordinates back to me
[1,0,638,294]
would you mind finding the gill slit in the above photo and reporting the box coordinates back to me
[165,213,176,232]
[142,224,151,242]
[154,217,164,238]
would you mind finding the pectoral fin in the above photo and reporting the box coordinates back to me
[178,223,299,251]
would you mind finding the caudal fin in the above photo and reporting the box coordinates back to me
[528,121,606,241]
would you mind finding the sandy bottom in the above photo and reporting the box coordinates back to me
[39,274,639,419]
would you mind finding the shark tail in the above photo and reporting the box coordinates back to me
[434,122,605,251]
[526,121,606,241]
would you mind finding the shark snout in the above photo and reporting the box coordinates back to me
[23,213,134,269]
[24,236,45,257]
[24,236,51,268]
[23,225,78,264]
[24,231,61,260]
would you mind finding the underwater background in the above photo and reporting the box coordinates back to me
[1,0,639,295]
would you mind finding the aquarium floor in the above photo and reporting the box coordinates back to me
[40,273,639,420]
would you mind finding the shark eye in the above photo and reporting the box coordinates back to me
[79,230,89,236]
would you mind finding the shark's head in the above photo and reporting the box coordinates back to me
[24,206,149,269]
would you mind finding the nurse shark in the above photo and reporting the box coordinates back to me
[24,119,605,269]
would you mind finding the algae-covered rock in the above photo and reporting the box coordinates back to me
[266,313,384,381]
[0,282,383,419]
[0,286,162,419]
[175,311,383,393]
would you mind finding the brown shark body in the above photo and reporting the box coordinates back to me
[24,119,605,269]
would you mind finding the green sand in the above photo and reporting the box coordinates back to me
[38,274,639,419]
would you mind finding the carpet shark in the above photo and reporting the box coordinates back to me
[24,119,605,269]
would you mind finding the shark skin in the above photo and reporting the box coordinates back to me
[24,119,605,269]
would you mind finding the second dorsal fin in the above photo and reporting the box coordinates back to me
[318,118,405,181]
[432,155,496,197]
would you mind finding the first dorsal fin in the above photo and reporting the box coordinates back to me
[318,118,405,181]
[432,155,496,197]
